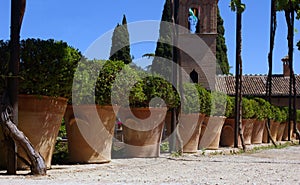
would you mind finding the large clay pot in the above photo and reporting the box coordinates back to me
[262,120,280,143]
[163,111,172,141]
[242,119,255,145]
[199,116,226,150]
[219,118,235,147]
[276,122,287,141]
[178,113,205,153]
[282,121,294,141]
[297,122,300,139]
[0,95,67,169]
[220,118,255,147]
[118,107,167,158]
[64,105,119,164]
[251,120,265,144]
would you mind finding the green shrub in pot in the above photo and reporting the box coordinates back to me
[252,97,273,121]
[196,85,211,115]
[297,109,300,123]
[271,105,285,123]
[281,107,289,122]
[241,97,255,119]
[19,38,81,99]
[181,83,201,114]
[2,39,81,99]
[225,96,234,118]
[209,91,227,117]
[72,59,145,106]
[129,75,180,109]
[0,38,81,169]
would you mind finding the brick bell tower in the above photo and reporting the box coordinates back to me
[175,0,218,89]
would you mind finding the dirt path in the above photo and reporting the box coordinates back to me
[0,145,299,184]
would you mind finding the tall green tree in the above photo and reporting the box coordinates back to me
[109,15,132,64]
[216,7,230,75]
[151,0,173,80]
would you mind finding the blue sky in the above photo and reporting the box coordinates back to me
[0,0,299,75]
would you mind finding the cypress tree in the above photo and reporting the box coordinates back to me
[216,7,230,75]
[110,15,132,64]
[151,0,173,80]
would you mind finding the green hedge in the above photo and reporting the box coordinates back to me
[0,39,82,99]
[129,75,179,108]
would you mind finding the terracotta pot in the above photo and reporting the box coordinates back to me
[282,121,294,141]
[242,119,255,145]
[65,105,119,164]
[119,107,167,158]
[199,116,226,150]
[178,113,205,153]
[219,118,235,147]
[220,118,255,147]
[262,120,280,143]
[0,95,67,170]
[276,122,287,141]
[162,111,172,141]
[251,120,265,144]
[297,122,300,139]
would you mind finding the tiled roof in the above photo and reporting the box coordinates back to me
[215,74,300,96]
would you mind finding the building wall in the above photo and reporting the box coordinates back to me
[270,97,300,109]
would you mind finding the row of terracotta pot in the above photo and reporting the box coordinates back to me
[65,108,300,163]
[65,106,169,162]
[165,113,226,152]
[220,118,298,148]
[65,108,226,161]
[2,95,298,169]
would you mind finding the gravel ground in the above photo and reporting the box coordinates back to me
[0,144,299,185]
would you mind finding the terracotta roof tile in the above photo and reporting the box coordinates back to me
[215,75,300,96]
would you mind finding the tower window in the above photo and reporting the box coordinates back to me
[188,8,199,34]
[190,69,198,83]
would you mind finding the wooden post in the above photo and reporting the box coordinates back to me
[169,0,178,153]
[234,1,241,148]
[7,0,23,174]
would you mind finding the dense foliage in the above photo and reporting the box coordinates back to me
[252,97,273,120]
[0,38,81,99]
[225,96,234,118]
[196,85,211,115]
[209,91,228,116]
[109,15,132,64]
[241,98,255,119]
[217,7,230,75]
[129,75,179,108]
[181,83,201,114]
[72,59,145,106]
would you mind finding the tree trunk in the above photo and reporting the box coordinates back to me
[1,95,46,175]
[3,0,47,175]
[285,1,300,141]
[234,0,245,150]
[265,0,277,146]
[169,0,183,154]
